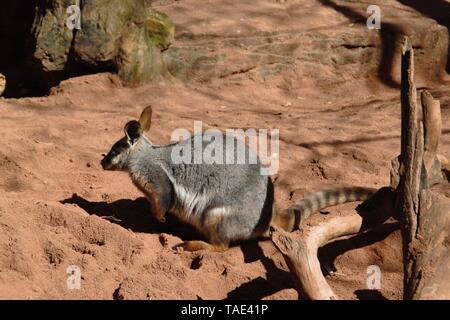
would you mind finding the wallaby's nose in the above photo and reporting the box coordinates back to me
[100,155,108,170]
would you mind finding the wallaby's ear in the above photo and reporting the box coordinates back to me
[139,106,153,133]
[124,120,142,145]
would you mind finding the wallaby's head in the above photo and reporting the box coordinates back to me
[101,106,153,171]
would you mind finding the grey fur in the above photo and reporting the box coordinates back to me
[101,108,376,250]
[102,125,274,247]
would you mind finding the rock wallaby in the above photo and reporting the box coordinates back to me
[101,106,376,252]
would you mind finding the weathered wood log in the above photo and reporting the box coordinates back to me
[271,222,344,300]
[393,36,450,300]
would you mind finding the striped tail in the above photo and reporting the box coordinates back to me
[273,187,377,232]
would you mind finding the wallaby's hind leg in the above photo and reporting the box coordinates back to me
[175,211,230,252]
[176,226,230,252]
[181,207,231,252]
[176,240,229,252]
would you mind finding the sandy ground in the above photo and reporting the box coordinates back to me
[0,0,449,300]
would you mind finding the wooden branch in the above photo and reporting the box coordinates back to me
[395,36,450,300]
[272,188,394,300]
[398,37,421,247]
[272,217,357,300]
[421,90,444,186]
[422,91,441,156]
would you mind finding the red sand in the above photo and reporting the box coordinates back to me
[0,0,449,299]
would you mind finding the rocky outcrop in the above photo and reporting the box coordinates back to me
[162,0,449,88]
[2,0,449,97]
[31,0,174,85]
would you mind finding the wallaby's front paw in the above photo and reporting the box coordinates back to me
[150,208,166,223]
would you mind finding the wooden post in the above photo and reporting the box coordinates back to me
[392,36,449,300]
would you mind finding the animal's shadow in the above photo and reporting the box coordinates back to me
[60,194,294,299]
[318,222,399,275]
[61,190,398,300]
[226,240,296,300]
[60,193,201,240]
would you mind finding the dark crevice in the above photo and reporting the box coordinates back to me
[340,44,376,50]
[219,66,257,79]
[190,255,203,270]
[0,0,41,97]
[0,0,118,98]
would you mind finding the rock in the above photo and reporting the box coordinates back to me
[0,73,5,96]
[31,0,174,85]
[32,0,74,72]
[164,0,449,87]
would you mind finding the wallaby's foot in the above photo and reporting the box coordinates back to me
[174,240,229,252]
